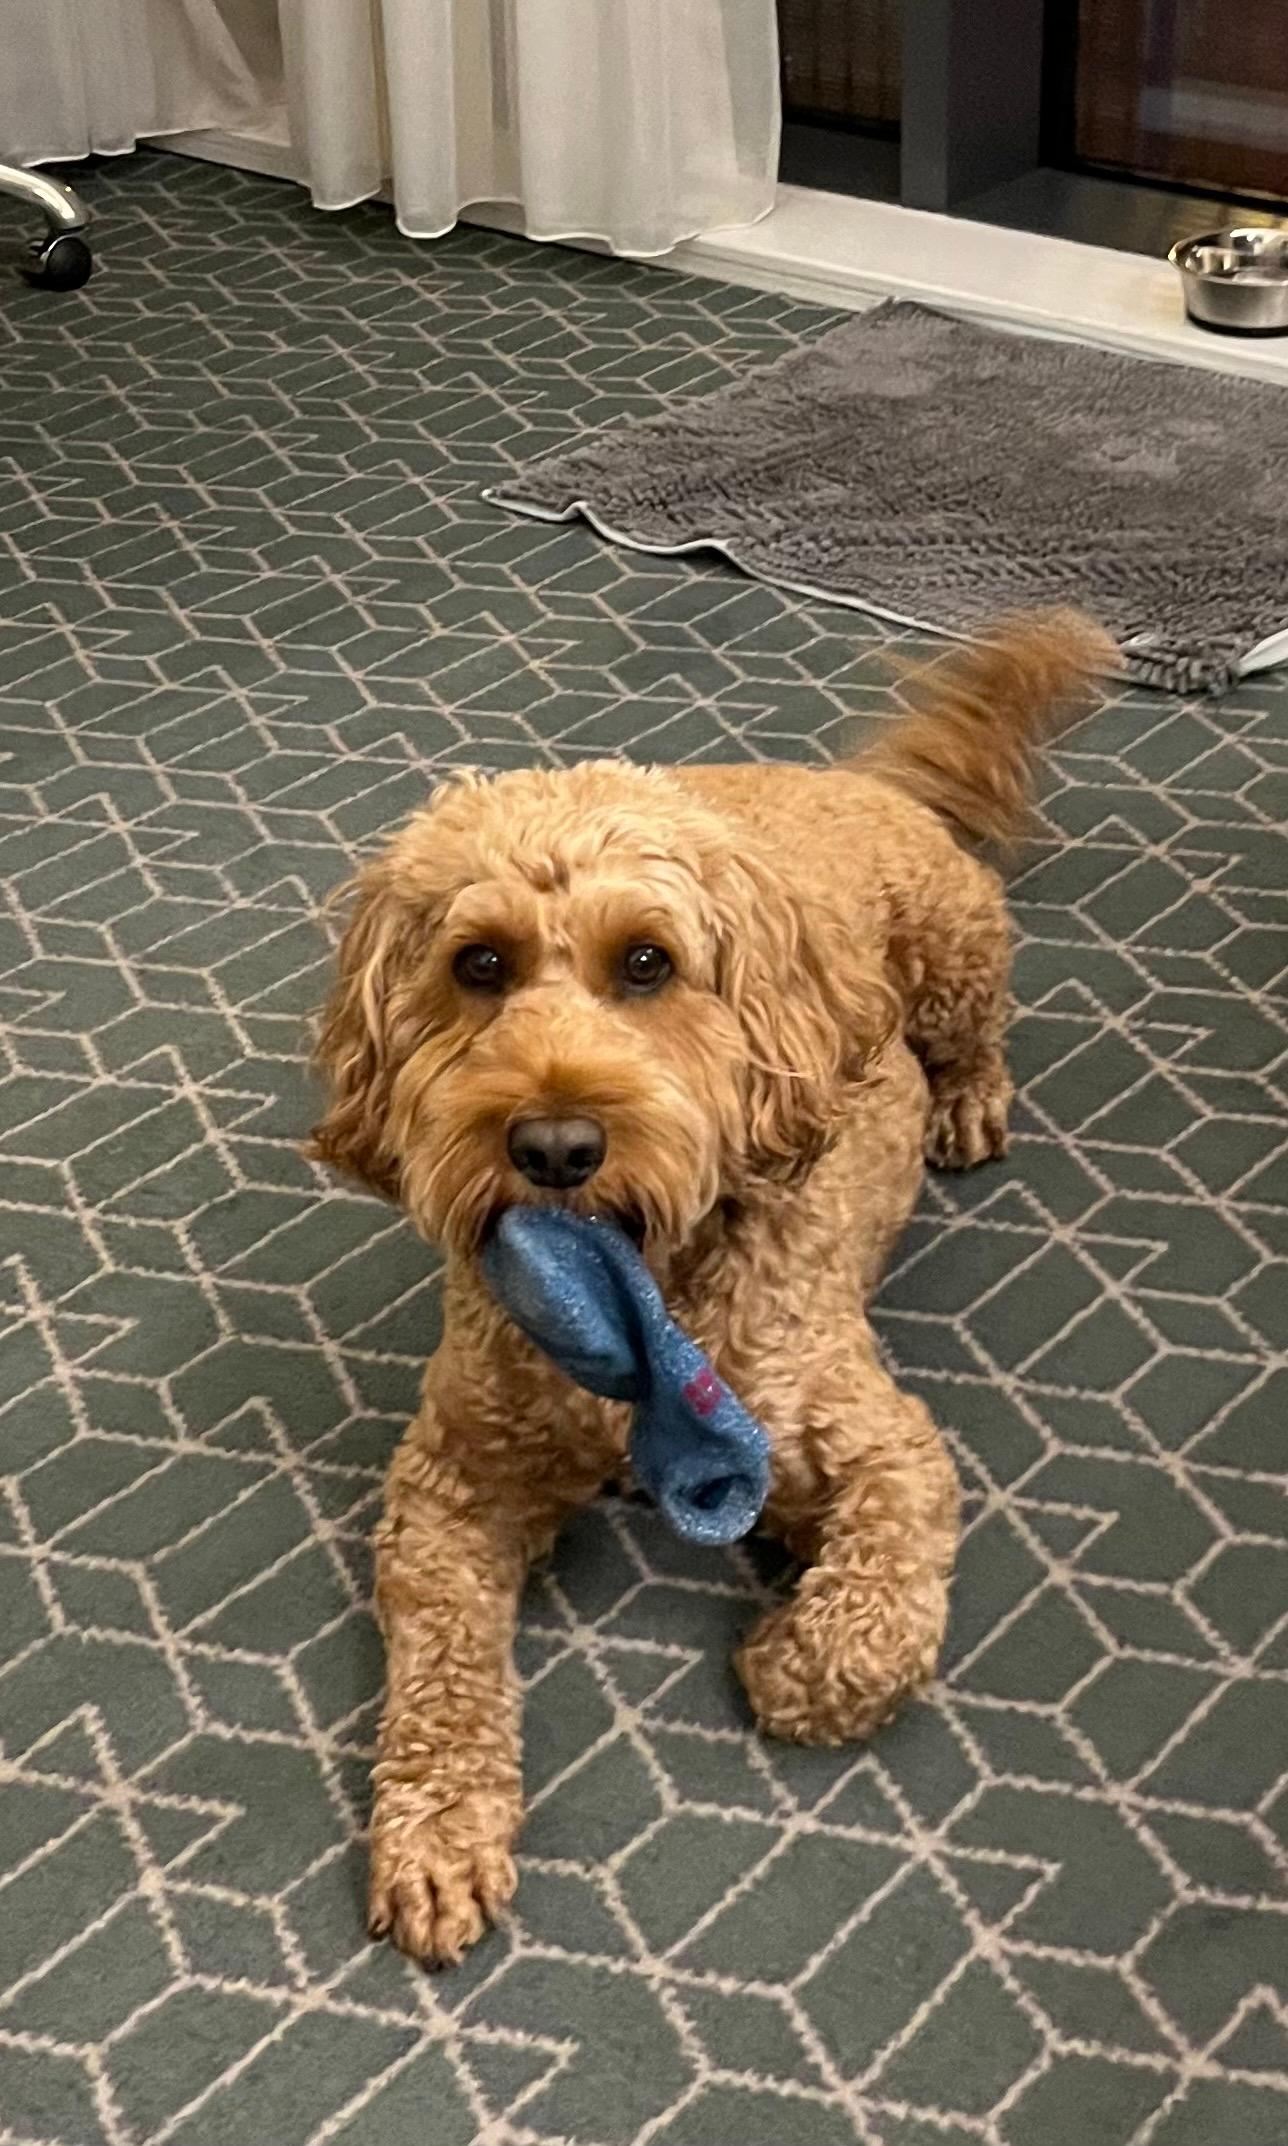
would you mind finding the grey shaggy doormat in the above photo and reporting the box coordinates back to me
[489,299,1288,696]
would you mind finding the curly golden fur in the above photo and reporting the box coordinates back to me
[310,608,1115,1964]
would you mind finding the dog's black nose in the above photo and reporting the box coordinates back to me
[508,1115,606,1190]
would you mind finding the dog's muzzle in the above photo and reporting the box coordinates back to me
[507,1115,606,1190]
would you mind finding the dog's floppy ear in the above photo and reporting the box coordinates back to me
[308,775,488,1195]
[307,862,428,1198]
[712,849,898,1183]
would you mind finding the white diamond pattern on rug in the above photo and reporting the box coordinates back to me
[0,152,1284,2146]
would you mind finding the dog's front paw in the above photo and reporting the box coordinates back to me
[925,1056,1012,1170]
[368,1788,519,1965]
[737,1579,946,1746]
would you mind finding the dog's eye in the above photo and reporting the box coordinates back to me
[622,943,673,993]
[453,943,506,992]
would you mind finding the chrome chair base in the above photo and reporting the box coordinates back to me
[0,164,93,289]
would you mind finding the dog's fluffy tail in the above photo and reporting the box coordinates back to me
[859,609,1119,846]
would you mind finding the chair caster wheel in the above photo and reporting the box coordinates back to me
[24,232,93,290]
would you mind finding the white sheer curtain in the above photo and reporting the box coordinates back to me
[2,0,274,165]
[3,0,779,261]
[277,0,780,258]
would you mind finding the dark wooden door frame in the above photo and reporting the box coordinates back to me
[781,1,1287,252]
[779,0,1066,214]
[899,0,1047,212]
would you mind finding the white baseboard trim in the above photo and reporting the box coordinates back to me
[668,191,1288,380]
[153,125,1288,385]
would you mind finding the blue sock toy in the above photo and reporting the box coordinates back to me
[481,1208,772,1546]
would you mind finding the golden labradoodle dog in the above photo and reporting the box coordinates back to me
[310,609,1112,1964]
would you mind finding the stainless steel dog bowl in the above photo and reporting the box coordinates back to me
[1170,226,1288,336]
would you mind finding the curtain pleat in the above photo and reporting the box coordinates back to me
[3,0,779,260]
[277,0,780,258]
[2,0,268,164]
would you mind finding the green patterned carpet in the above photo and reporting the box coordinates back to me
[1,153,1285,2146]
